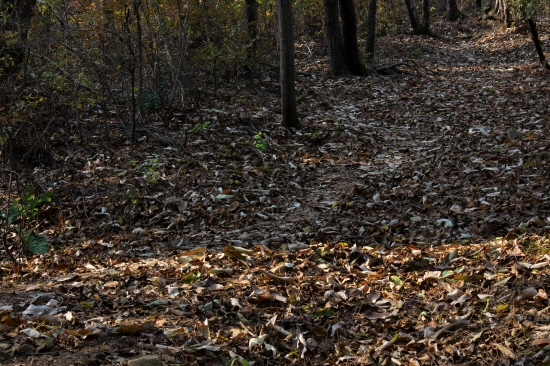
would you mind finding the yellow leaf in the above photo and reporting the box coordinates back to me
[496,304,508,313]
[454,274,483,282]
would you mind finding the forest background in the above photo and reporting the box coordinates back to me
[1,0,550,364]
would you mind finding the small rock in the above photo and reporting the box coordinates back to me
[128,354,162,366]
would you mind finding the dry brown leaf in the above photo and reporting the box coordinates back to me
[199,319,210,339]
[104,281,119,288]
[224,245,256,259]
[513,287,537,304]
[262,270,295,283]
[494,343,516,359]
[270,293,288,303]
[114,323,141,336]
[432,321,469,340]
[37,314,64,326]
[66,328,101,338]
[227,201,240,212]
[532,338,550,346]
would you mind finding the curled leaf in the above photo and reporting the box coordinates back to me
[513,287,537,304]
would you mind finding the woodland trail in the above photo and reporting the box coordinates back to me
[1,20,550,366]
[280,22,550,249]
[34,20,550,253]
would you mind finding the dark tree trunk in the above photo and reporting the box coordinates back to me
[476,0,482,9]
[245,0,258,54]
[277,0,301,129]
[404,0,437,36]
[422,0,430,31]
[527,18,550,70]
[446,0,461,21]
[323,0,365,76]
[365,0,376,57]
[323,0,349,76]
[404,0,421,31]
[339,0,366,75]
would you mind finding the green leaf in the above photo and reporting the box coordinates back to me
[444,249,458,264]
[189,121,211,133]
[180,271,201,284]
[390,276,403,285]
[313,307,335,318]
[237,312,249,324]
[441,270,453,278]
[254,132,269,151]
[22,231,51,255]
[453,266,465,273]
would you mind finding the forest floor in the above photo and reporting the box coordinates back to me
[1,17,550,366]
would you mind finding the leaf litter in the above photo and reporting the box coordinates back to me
[1,19,550,365]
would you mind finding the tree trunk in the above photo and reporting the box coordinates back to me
[490,0,510,27]
[323,0,349,76]
[404,0,433,35]
[339,0,366,75]
[277,0,301,129]
[421,0,430,32]
[446,0,461,21]
[527,18,550,70]
[365,0,376,57]
[245,0,258,54]
[476,0,482,9]
[323,0,365,76]
[404,0,421,31]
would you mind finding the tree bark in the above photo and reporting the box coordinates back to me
[277,0,301,129]
[323,0,365,76]
[365,0,377,57]
[339,0,366,75]
[245,0,258,54]
[323,0,349,76]
[404,0,438,36]
[422,0,430,31]
[490,0,510,27]
[404,0,421,31]
[527,18,550,70]
[446,0,461,20]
